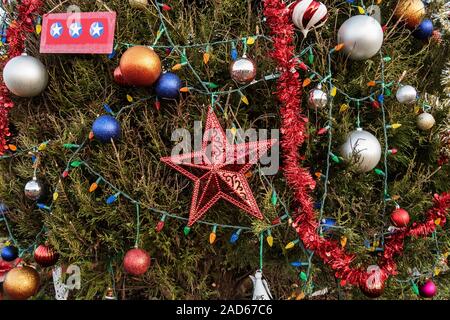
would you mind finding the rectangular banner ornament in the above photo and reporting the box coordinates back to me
[40,12,116,54]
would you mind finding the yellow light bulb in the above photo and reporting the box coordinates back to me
[339,104,349,113]
[340,236,347,248]
[172,63,183,71]
[434,267,441,276]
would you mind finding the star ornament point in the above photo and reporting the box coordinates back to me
[161,107,277,226]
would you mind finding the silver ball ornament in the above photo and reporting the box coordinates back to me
[337,15,384,60]
[417,112,435,131]
[307,86,328,109]
[129,0,148,9]
[3,53,48,97]
[396,85,417,105]
[230,56,257,84]
[340,129,382,173]
[24,177,45,201]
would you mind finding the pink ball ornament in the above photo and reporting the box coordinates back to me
[419,280,437,298]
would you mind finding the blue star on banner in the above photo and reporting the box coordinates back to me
[69,22,82,38]
[50,22,63,38]
[90,22,104,38]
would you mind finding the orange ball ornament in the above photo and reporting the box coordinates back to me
[3,266,40,300]
[113,66,128,86]
[119,46,162,86]
[394,0,426,29]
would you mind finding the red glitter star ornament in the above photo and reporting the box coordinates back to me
[161,106,277,226]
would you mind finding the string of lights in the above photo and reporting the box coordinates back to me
[1,0,447,299]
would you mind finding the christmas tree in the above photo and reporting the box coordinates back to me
[0,0,449,300]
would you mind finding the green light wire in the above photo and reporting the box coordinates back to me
[119,34,272,50]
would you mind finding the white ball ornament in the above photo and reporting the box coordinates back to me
[24,177,45,201]
[337,15,384,60]
[3,53,48,97]
[340,128,382,173]
[396,85,417,105]
[417,112,435,131]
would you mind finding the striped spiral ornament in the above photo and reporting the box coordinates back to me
[291,0,328,37]
[34,244,59,267]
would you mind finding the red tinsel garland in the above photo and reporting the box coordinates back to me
[0,0,43,155]
[263,0,450,290]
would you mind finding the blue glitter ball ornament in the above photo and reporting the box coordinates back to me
[92,115,121,143]
[413,19,433,40]
[154,72,182,99]
[1,245,18,262]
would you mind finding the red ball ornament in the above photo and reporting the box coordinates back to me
[34,244,59,267]
[113,66,128,86]
[391,208,410,227]
[123,248,151,276]
[359,265,385,298]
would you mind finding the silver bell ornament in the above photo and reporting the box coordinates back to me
[249,270,272,300]
[337,15,384,60]
[230,56,257,84]
[340,128,382,173]
[396,85,417,105]
[24,177,45,200]
[3,53,48,97]
[307,85,328,109]
[417,112,435,131]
